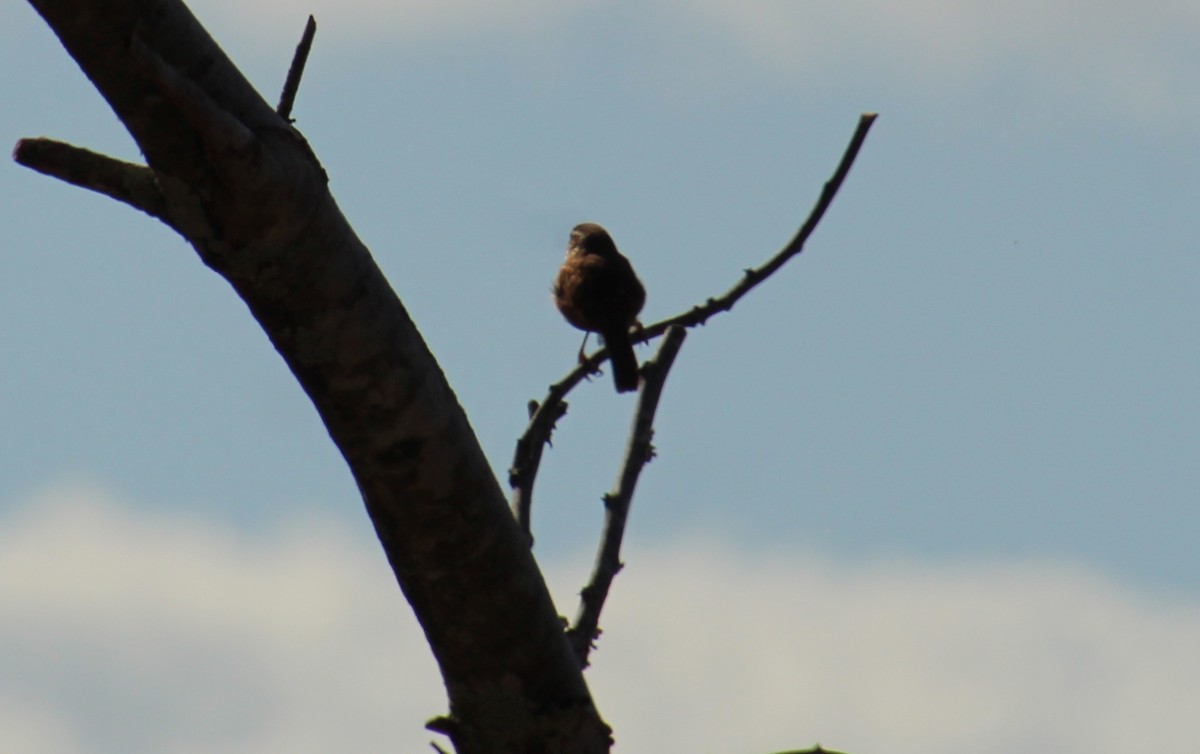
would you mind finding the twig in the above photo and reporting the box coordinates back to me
[507,113,878,540]
[277,15,317,122]
[508,340,644,542]
[640,111,877,338]
[509,399,567,545]
[12,137,175,229]
[567,325,687,665]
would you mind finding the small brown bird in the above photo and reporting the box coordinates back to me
[554,223,646,393]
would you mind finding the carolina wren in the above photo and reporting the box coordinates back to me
[553,223,646,393]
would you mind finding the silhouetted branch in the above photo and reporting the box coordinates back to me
[642,111,877,337]
[21,2,610,750]
[12,137,174,228]
[509,112,878,544]
[277,15,317,121]
[510,398,567,544]
[508,352,622,541]
[567,325,687,664]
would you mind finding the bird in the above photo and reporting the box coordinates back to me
[553,223,646,393]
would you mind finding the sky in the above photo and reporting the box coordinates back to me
[2,1,1198,752]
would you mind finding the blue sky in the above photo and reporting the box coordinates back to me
[2,2,1199,753]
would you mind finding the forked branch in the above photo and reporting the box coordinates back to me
[509,112,879,542]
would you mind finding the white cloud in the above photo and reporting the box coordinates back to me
[3,484,1199,754]
[0,693,85,754]
[0,484,445,754]
[576,544,1200,752]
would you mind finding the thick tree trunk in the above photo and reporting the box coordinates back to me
[21,1,609,751]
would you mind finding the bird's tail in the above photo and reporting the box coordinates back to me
[604,329,640,393]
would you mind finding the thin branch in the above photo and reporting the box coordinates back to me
[509,398,568,545]
[507,345,635,543]
[567,325,687,665]
[12,137,174,228]
[509,350,626,541]
[641,111,878,338]
[573,111,879,382]
[277,15,317,122]
[508,113,878,540]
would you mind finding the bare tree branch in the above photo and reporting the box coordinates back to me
[21,0,877,747]
[12,137,173,227]
[277,15,317,122]
[509,398,567,545]
[567,325,688,665]
[510,113,879,545]
[508,361,603,540]
[646,111,878,337]
[18,1,610,751]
